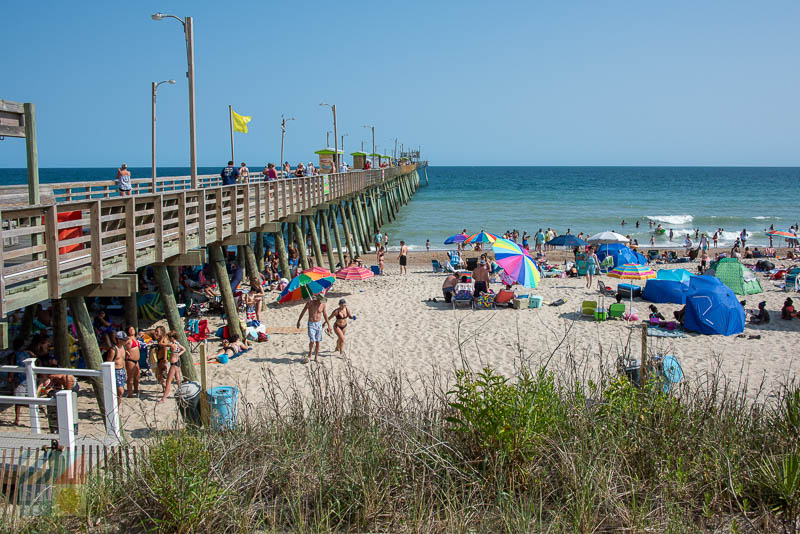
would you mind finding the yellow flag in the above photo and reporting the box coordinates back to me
[232,109,252,133]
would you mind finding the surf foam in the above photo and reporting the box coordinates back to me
[646,215,693,226]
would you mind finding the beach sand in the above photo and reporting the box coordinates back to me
[3,249,798,442]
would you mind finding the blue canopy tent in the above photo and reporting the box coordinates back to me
[595,243,647,268]
[683,275,745,336]
[657,269,693,283]
[546,234,588,248]
[643,279,688,304]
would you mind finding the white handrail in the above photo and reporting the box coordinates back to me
[0,391,76,448]
[0,358,119,441]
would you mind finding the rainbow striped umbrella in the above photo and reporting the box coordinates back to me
[464,231,498,244]
[335,265,375,280]
[607,263,656,280]
[277,271,335,303]
[766,230,796,238]
[492,238,540,288]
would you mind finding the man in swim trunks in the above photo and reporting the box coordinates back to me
[106,331,127,404]
[296,294,333,363]
[472,259,490,297]
[398,240,408,275]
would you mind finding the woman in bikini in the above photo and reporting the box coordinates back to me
[123,331,140,398]
[158,331,185,404]
[328,298,353,356]
[377,246,385,275]
[210,335,249,362]
[152,326,169,391]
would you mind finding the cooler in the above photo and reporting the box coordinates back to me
[176,381,203,426]
[207,386,239,430]
[617,283,642,299]
[528,295,544,308]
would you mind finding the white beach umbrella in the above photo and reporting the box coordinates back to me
[587,231,629,244]
[587,231,630,259]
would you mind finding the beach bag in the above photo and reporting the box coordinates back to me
[475,293,494,309]
[257,332,269,342]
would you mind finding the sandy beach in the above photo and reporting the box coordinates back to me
[3,249,798,442]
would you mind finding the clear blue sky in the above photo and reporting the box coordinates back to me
[2,0,799,167]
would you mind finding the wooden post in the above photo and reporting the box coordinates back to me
[339,202,356,260]
[153,264,198,381]
[255,231,265,271]
[306,214,324,268]
[198,343,210,426]
[208,244,243,340]
[641,321,648,382]
[243,244,261,289]
[67,296,106,416]
[292,221,310,270]
[52,299,70,368]
[273,229,290,279]
[18,305,37,341]
[167,266,181,300]
[122,294,138,332]
[320,210,336,271]
[354,196,371,252]
[369,190,380,233]
[328,206,345,268]
[345,200,364,256]
[23,103,39,205]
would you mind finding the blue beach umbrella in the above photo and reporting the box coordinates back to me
[546,234,588,248]
[444,233,468,245]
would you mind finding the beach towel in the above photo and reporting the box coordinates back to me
[647,326,688,338]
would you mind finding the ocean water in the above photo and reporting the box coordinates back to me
[382,166,800,250]
[1,166,797,250]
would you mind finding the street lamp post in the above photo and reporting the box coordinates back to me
[320,103,338,170]
[326,131,331,147]
[152,12,198,189]
[363,125,375,167]
[152,79,176,193]
[280,115,295,177]
[341,133,348,169]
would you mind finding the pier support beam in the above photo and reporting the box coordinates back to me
[122,293,138,332]
[52,299,70,368]
[68,296,106,415]
[338,202,356,261]
[328,205,345,268]
[167,266,181,301]
[369,190,380,234]
[273,228,290,279]
[354,195,371,252]
[320,210,336,271]
[345,200,363,257]
[306,214,324,269]
[153,264,198,382]
[255,231,265,271]
[244,244,261,289]
[209,244,243,341]
[292,221,310,270]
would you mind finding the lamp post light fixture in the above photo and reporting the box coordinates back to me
[151,79,176,192]
[319,103,338,169]
[363,124,375,167]
[280,115,295,176]
[151,12,198,188]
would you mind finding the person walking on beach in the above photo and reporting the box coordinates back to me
[585,246,599,289]
[238,162,250,183]
[328,298,353,356]
[221,161,238,186]
[377,246,385,274]
[740,228,748,248]
[106,331,127,404]
[535,228,545,253]
[384,234,389,249]
[713,232,719,248]
[116,163,132,196]
[398,241,408,275]
[158,331,185,404]
[374,231,383,250]
[296,295,332,363]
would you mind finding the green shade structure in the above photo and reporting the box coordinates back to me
[350,150,369,156]
[707,257,763,295]
[368,153,382,157]
[314,147,344,155]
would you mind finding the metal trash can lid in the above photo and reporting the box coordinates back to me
[176,381,201,401]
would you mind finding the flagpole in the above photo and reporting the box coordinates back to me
[229,105,235,163]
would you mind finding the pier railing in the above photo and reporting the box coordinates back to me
[0,164,422,315]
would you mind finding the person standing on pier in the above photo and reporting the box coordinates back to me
[221,161,238,186]
[265,163,278,180]
[116,163,132,196]
[238,162,250,183]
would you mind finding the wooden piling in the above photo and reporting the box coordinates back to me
[122,295,138,332]
[254,231,265,271]
[243,244,261,289]
[292,222,310,270]
[338,202,356,261]
[306,214,324,268]
[344,200,363,256]
[153,264,198,381]
[52,299,70,368]
[328,206,345,268]
[208,244,243,340]
[320,210,336,271]
[354,195,371,252]
[273,229,290,279]
[67,296,106,415]
[167,266,181,299]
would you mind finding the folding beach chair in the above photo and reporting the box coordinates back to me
[185,318,210,351]
[581,300,597,317]
[431,259,443,273]
[600,256,614,273]
[452,283,475,310]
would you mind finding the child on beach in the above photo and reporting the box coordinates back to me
[245,291,262,324]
